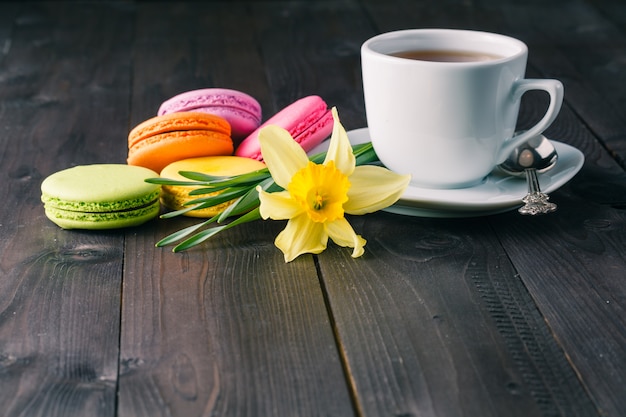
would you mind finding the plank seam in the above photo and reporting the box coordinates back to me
[313,255,362,417]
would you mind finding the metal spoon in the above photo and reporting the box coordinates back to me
[499,134,558,215]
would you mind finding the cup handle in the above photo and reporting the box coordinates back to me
[496,79,564,164]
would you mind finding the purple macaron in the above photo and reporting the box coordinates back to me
[158,88,262,141]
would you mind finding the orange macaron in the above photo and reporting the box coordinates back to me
[127,112,234,173]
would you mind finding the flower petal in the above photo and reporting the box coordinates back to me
[326,217,367,258]
[324,107,355,176]
[257,187,303,220]
[275,214,328,262]
[259,125,309,189]
[344,165,411,215]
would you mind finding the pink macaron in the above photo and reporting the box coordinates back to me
[158,88,262,141]
[235,95,333,161]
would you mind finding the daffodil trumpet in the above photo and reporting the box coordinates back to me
[147,108,410,259]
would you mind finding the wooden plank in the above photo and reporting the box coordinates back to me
[486,79,626,417]
[0,3,19,65]
[488,61,626,417]
[249,0,370,128]
[474,2,626,416]
[127,1,272,129]
[323,0,606,415]
[120,220,353,416]
[118,2,355,416]
[491,193,626,417]
[484,0,626,169]
[0,2,133,416]
[319,212,600,417]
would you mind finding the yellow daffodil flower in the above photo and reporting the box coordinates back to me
[256,108,411,262]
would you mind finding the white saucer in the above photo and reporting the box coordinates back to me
[308,128,585,218]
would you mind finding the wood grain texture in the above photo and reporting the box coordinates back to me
[128,2,272,142]
[0,3,18,66]
[340,1,621,416]
[477,3,626,416]
[118,3,354,416]
[119,219,354,417]
[0,2,133,416]
[0,1,624,416]
[489,0,626,182]
[318,213,598,417]
[249,0,371,128]
[491,202,626,417]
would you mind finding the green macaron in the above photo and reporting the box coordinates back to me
[41,164,161,229]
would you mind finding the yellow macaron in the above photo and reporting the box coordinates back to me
[160,156,266,217]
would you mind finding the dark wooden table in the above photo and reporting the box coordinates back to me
[1,1,625,416]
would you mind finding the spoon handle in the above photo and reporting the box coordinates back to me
[518,168,557,215]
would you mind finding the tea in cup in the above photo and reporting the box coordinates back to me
[361,29,564,189]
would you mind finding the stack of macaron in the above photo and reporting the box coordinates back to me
[41,88,335,229]
[126,89,335,218]
[127,89,334,171]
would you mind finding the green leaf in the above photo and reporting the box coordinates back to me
[216,176,283,222]
[353,143,379,165]
[172,208,262,252]
[155,217,218,246]
[179,168,270,185]
[160,202,216,218]
[186,184,233,195]
[215,189,258,222]
[145,177,208,186]
[175,171,227,182]
[184,187,250,207]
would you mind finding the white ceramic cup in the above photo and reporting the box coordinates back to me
[361,29,564,189]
